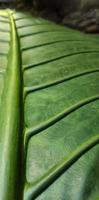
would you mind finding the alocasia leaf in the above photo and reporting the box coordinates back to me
[0,9,99,200]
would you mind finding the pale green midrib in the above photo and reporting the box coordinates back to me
[24,134,99,200]
[0,11,21,200]
[13,13,27,200]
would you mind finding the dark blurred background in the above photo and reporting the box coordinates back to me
[0,0,99,33]
[0,0,15,8]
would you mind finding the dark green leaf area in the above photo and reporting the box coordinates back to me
[26,100,99,183]
[36,145,99,200]
[21,30,99,50]
[0,10,99,200]
[25,72,99,128]
[22,40,99,67]
[15,16,49,29]
[24,52,99,88]
[18,24,66,37]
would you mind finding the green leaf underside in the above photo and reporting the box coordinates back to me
[0,9,99,200]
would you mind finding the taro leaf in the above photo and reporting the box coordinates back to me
[0,9,99,200]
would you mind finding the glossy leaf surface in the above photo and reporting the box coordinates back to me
[0,9,99,200]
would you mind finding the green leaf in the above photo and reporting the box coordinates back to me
[0,9,99,200]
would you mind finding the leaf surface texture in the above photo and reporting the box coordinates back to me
[0,9,99,200]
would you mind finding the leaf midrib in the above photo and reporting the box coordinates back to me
[0,11,23,200]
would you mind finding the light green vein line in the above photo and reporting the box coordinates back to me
[0,15,8,19]
[24,96,99,152]
[0,28,10,33]
[21,40,81,51]
[0,52,8,56]
[20,30,68,38]
[21,39,98,51]
[24,69,99,95]
[23,51,99,70]
[22,39,99,52]
[0,19,10,24]
[24,134,99,200]
[0,39,9,43]
[18,23,49,29]
[0,69,6,74]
